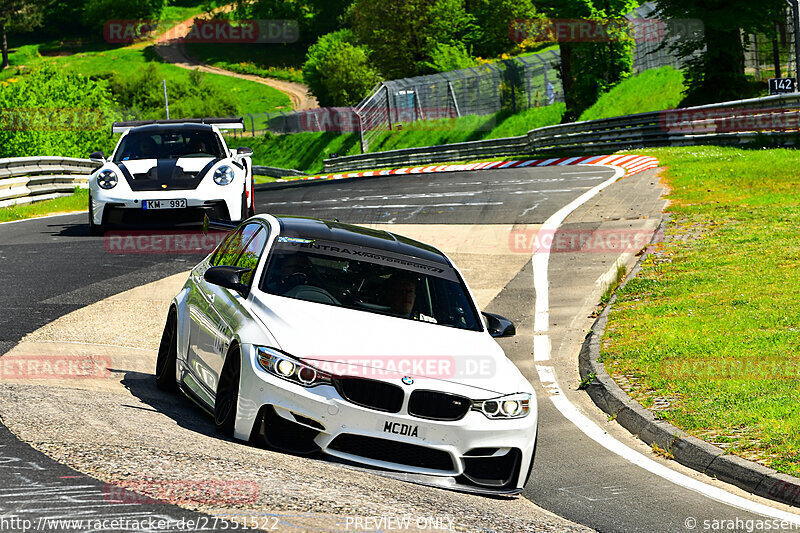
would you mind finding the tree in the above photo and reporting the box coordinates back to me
[303,29,381,106]
[654,0,785,105]
[0,0,43,70]
[537,0,637,121]
[467,0,540,58]
[352,0,475,79]
[319,42,382,105]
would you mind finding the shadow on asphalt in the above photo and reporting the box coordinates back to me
[119,370,219,439]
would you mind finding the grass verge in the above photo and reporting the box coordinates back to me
[579,66,685,122]
[0,188,88,223]
[602,146,800,476]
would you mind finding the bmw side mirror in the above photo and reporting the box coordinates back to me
[236,147,253,156]
[90,151,106,164]
[204,266,251,297]
[482,312,516,338]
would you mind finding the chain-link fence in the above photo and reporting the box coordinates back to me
[352,51,562,152]
[743,8,796,81]
[626,2,685,73]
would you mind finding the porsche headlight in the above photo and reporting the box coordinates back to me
[256,347,332,387]
[473,393,531,419]
[97,169,118,190]
[213,165,235,186]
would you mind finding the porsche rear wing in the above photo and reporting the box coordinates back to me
[111,117,245,134]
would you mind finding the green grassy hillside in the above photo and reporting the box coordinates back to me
[248,104,566,173]
[579,66,685,122]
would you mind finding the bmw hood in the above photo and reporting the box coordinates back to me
[250,293,530,395]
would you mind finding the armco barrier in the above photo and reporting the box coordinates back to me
[252,165,307,178]
[0,160,307,208]
[323,93,800,173]
[0,157,97,208]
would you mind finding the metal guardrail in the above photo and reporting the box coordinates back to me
[252,165,307,178]
[0,157,97,208]
[0,159,307,208]
[323,93,800,173]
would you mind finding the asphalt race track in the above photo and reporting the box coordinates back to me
[1,165,797,532]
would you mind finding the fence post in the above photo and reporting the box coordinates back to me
[414,89,425,121]
[384,84,393,130]
[447,81,461,118]
[356,110,367,153]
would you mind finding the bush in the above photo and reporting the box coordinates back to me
[0,66,117,158]
[303,30,382,106]
[106,64,238,119]
[424,43,476,72]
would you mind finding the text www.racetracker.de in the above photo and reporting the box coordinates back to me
[0,515,282,532]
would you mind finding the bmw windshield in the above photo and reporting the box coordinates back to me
[260,237,483,332]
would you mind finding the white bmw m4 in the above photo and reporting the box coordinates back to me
[156,214,538,494]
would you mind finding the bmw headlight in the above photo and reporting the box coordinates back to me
[97,169,118,190]
[256,347,332,387]
[473,393,531,419]
[213,165,235,186]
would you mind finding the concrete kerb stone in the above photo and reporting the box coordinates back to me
[577,215,800,508]
[756,473,800,507]
[706,454,775,494]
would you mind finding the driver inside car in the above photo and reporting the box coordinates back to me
[384,273,417,317]
[271,253,317,294]
[137,137,158,159]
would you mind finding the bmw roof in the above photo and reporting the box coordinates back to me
[273,216,450,265]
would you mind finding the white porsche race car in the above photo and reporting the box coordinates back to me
[88,118,255,234]
[155,215,538,494]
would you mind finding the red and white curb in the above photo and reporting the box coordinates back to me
[276,154,659,183]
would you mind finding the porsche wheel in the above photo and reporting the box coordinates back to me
[215,344,241,436]
[155,308,178,392]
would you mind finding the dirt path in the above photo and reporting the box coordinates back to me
[153,12,317,111]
